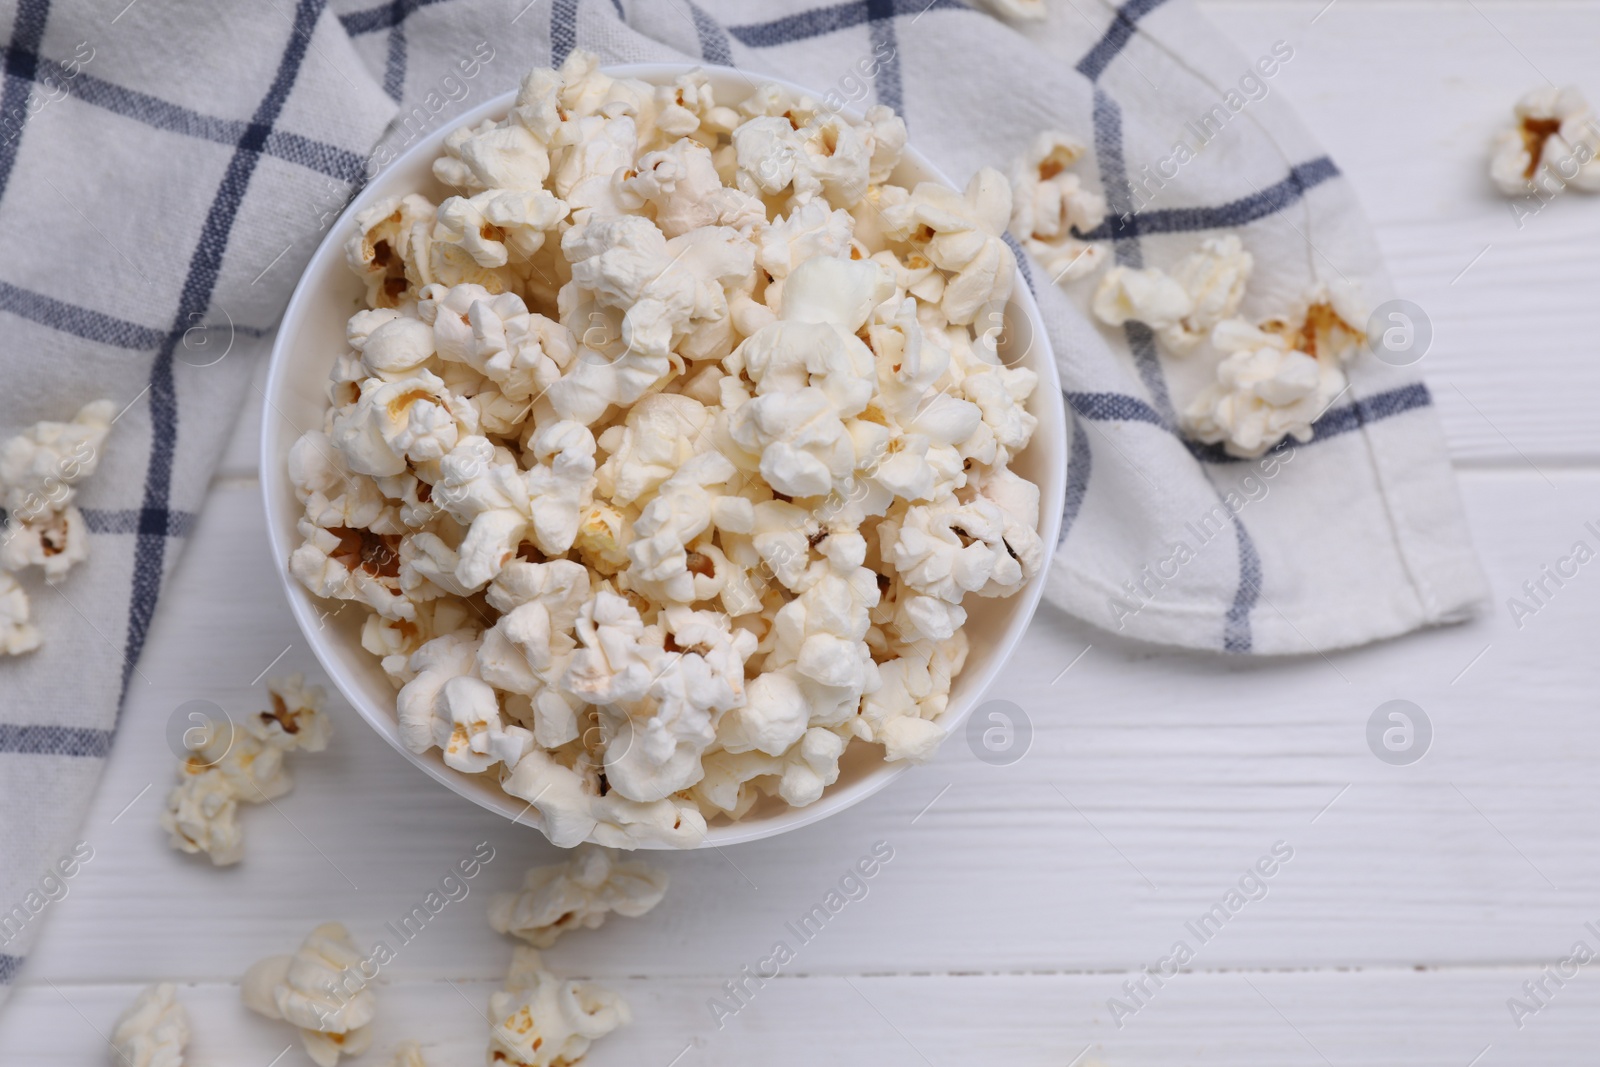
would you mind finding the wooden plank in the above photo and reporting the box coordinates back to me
[3,968,1595,1066]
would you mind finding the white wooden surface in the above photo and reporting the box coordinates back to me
[8,2,1600,1064]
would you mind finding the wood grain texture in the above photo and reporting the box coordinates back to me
[10,3,1600,1064]
[2,969,1596,1066]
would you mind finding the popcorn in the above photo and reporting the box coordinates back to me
[589,793,706,849]
[573,502,632,575]
[110,983,190,1067]
[717,668,810,756]
[1092,264,1192,334]
[553,115,641,224]
[695,725,847,813]
[1489,86,1600,196]
[857,632,968,762]
[434,188,568,269]
[364,599,473,685]
[434,118,552,192]
[892,168,1015,325]
[526,420,598,555]
[556,50,652,124]
[733,115,808,201]
[346,194,441,308]
[289,433,389,531]
[1183,316,1347,458]
[0,572,39,655]
[430,437,533,590]
[882,492,1041,603]
[290,518,411,620]
[862,105,908,185]
[161,677,335,866]
[487,946,630,1067]
[623,138,765,238]
[623,452,738,604]
[601,607,758,801]
[330,371,476,477]
[548,215,694,423]
[290,55,1048,846]
[0,503,89,579]
[1265,282,1368,364]
[487,844,668,946]
[250,673,333,752]
[355,314,435,379]
[795,113,874,208]
[1008,130,1107,283]
[756,199,854,281]
[161,769,244,866]
[397,630,485,756]
[1163,235,1253,351]
[502,747,607,847]
[0,399,115,652]
[728,382,854,498]
[438,674,535,773]
[0,398,115,522]
[242,922,377,1067]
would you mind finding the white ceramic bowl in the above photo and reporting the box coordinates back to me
[262,64,1066,848]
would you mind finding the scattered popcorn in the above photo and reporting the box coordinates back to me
[1183,315,1348,458]
[488,946,630,1067]
[250,673,335,751]
[242,922,376,1067]
[1092,264,1191,334]
[161,676,333,866]
[0,399,117,654]
[162,769,246,866]
[0,399,115,521]
[488,844,668,947]
[1489,86,1600,196]
[0,503,90,579]
[287,54,1048,846]
[109,982,190,1067]
[1090,236,1253,352]
[1008,131,1107,283]
[1163,236,1253,351]
[0,572,39,655]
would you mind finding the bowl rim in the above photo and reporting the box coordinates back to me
[261,61,1065,849]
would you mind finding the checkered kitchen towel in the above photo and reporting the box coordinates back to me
[0,0,1486,998]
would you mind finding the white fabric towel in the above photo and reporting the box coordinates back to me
[0,0,1485,1002]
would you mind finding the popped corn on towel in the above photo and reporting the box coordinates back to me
[0,0,1486,1000]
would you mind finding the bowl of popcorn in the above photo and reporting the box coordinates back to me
[262,54,1065,849]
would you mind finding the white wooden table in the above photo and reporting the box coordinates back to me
[6,3,1600,1064]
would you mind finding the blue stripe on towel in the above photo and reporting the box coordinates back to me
[1081,157,1341,242]
[1060,412,1092,544]
[551,0,580,66]
[0,0,51,201]
[0,724,115,758]
[119,0,325,705]
[1075,0,1170,82]
[1066,384,1434,465]
[688,1,735,66]
[0,281,165,350]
